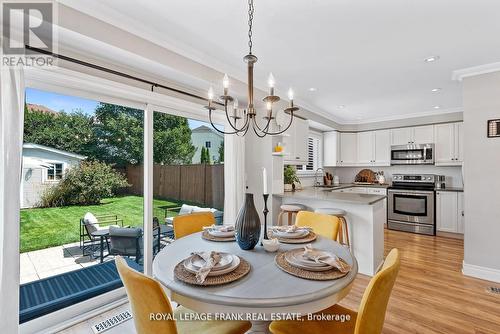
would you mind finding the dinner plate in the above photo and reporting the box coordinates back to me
[284,249,334,272]
[208,229,236,237]
[183,255,240,277]
[188,252,234,271]
[273,229,309,239]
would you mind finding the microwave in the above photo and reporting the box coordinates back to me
[390,144,434,165]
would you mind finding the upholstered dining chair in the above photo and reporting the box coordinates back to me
[295,211,340,241]
[173,212,216,239]
[269,248,401,334]
[115,256,252,334]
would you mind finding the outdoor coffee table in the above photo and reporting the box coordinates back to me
[90,229,110,263]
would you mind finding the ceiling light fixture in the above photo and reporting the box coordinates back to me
[338,105,346,109]
[308,87,317,92]
[424,55,440,63]
[431,88,442,92]
[204,0,297,137]
[433,105,441,109]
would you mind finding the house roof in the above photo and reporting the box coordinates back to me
[191,125,223,138]
[26,104,58,115]
[23,143,87,160]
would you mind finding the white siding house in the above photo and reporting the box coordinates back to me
[21,143,86,208]
[191,125,224,163]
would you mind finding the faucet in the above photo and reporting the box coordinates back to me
[314,168,325,187]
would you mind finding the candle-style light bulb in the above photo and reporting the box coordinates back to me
[207,86,214,107]
[268,73,275,96]
[233,97,239,110]
[288,88,294,108]
[223,73,229,89]
[266,101,272,111]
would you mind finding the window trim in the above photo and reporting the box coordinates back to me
[296,130,323,176]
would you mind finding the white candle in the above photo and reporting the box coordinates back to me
[262,167,268,194]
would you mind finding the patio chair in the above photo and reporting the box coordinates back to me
[163,204,224,226]
[80,212,124,256]
[108,223,163,264]
[153,217,174,253]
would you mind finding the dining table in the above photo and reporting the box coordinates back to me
[152,231,358,318]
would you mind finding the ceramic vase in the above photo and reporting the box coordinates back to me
[235,193,261,250]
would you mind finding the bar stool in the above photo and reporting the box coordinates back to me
[278,204,305,226]
[315,208,350,249]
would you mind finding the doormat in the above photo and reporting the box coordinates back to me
[91,309,132,333]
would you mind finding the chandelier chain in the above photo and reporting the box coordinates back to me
[248,0,254,54]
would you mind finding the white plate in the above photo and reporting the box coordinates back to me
[188,252,233,271]
[183,255,240,277]
[291,253,329,267]
[273,229,309,239]
[284,250,334,272]
[208,229,236,237]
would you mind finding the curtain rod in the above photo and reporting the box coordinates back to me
[25,45,223,106]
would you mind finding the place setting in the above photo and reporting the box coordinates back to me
[268,225,317,244]
[275,244,351,280]
[174,250,250,286]
[202,224,236,242]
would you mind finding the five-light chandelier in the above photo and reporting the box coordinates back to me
[205,0,298,137]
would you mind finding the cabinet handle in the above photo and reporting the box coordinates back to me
[296,157,300,159]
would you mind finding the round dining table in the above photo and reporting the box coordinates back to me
[152,231,358,317]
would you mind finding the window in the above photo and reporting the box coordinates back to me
[47,163,63,180]
[297,133,322,173]
[205,141,211,148]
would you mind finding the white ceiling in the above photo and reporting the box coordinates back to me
[60,0,500,124]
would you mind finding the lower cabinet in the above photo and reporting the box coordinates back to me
[436,191,464,234]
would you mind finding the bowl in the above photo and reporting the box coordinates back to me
[262,238,280,252]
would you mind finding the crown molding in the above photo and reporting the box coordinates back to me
[343,107,463,125]
[452,62,500,81]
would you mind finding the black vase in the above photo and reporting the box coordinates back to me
[235,193,261,250]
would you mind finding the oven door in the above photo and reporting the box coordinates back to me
[388,189,435,224]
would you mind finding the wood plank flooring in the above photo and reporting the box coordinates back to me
[338,229,500,334]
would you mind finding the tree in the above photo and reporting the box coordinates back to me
[217,142,224,163]
[206,147,212,164]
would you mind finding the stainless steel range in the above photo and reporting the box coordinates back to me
[387,174,436,235]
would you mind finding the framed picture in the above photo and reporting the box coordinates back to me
[487,119,500,138]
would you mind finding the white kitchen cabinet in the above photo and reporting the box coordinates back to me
[283,117,309,164]
[436,190,464,234]
[323,131,340,166]
[357,131,375,165]
[436,191,458,233]
[374,129,391,166]
[339,133,357,165]
[457,192,465,233]
[391,125,434,145]
[434,122,463,166]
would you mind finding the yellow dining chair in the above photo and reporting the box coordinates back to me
[173,212,215,239]
[295,210,340,241]
[115,256,252,334]
[269,248,401,334]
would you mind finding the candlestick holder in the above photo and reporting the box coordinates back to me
[261,193,269,245]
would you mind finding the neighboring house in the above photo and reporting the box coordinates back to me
[21,143,86,208]
[190,125,224,163]
[26,103,59,115]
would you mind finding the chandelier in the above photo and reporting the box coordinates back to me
[205,0,298,137]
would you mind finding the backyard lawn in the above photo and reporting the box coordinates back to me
[20,195,182,253]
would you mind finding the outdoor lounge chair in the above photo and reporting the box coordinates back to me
[108,224,162,263]
[163,204,224,226]
[80,212,124,257]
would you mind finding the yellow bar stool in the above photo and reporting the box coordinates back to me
[277,204,305,226]
[315,208,350,249]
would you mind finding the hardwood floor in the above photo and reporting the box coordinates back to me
[339,229,500,334]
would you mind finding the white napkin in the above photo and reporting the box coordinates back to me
[203,224,235,232]
[303,244,351,273]
[271,225,312,233]
[191,251,222,283]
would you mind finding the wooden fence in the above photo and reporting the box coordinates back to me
[125,164,224,209]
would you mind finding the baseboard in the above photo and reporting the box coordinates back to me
[462,261,500,283]
[436,231,464,240]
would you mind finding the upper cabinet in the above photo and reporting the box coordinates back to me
[357,131,375,165]
[323,131,340,166]
[283,117,309,164]
[339,133,357,165]
[391,125,434,145]
[434,122,463,166]
[373,129,391,166]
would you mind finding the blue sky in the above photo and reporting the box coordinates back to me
[25,88,214,129]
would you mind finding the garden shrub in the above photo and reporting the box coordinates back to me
[39,161,130,207]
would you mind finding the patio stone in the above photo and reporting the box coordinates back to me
[20,273,40,285]
[28,246,79,272]
[37,264,84,279]
[20,253,37,276]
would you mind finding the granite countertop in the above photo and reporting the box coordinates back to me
[274,187,386,205]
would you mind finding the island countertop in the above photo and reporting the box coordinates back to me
[274,187,386,205]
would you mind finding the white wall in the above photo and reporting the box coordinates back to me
[331,165,463,188]
[462,71,500,282]
[191,130,223,163]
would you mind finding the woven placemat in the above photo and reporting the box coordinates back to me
[201,230,236,242]
[274,251,349,281]
[174,256,250,286]
[268,230,317,244]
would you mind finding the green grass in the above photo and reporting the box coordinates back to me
[20,195,182,253]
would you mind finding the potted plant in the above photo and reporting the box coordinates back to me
[284,165,300,192]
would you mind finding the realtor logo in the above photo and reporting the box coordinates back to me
[1,1,57,67]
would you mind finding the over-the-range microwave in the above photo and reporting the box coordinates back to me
[390,143,434,165]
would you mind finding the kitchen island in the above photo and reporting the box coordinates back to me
[273,187,386,276]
